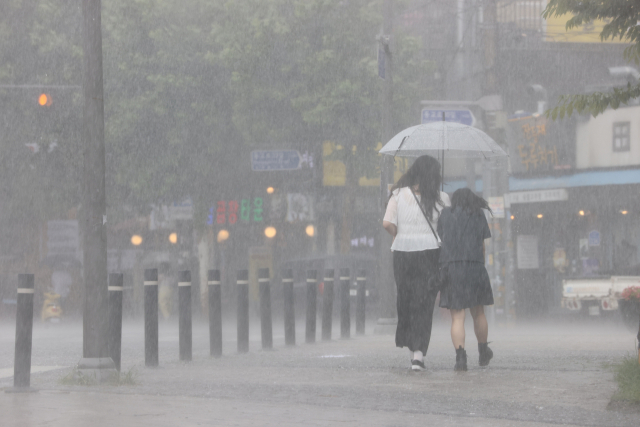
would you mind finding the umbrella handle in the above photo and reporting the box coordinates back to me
[393,136,408,159]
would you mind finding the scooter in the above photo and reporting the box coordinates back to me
[41,292,63,322]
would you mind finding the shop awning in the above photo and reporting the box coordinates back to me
[445,168,640,193]
[509,169,640,191]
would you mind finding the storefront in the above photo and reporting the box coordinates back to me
[508,170,640,317]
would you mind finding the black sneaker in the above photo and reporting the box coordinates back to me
[411,359,426,371]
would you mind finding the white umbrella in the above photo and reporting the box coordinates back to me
[379,121,507,159]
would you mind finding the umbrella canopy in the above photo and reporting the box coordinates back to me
[379,121,507,159]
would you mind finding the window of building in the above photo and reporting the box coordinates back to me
[613,122,630,152]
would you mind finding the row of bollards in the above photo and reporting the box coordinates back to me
[10,268,366,388]
[11,273,127,390]
[143,267,367,364]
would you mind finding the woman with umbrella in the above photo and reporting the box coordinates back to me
[382,155,450,371]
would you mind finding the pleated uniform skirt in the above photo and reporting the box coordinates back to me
[438,261,494,310]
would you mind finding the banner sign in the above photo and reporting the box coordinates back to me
[507,115,573,174]
[208,198,264,226]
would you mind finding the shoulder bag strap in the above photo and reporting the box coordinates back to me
[410,188,440,244]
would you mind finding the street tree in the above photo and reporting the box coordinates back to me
[0,0,438,261]
[543,0,640,118]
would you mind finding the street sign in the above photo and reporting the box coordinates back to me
[421,109,476,126]
[506,188,568,205]
[169,198,194,220]
[251,150,300,171]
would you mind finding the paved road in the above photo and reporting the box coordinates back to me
[0,316,638,426]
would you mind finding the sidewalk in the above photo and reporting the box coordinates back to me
[1,319,639,426]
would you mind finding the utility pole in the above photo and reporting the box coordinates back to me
[481,0,513,326]
[455,0,478,191]
[78,0,116,379]
[375,0,397,334]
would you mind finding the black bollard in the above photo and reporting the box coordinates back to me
[144,268,159,367]
[178,270,192,361]
[12,274,35,391]
[208,270,222,357]
[321,269,335,341]
[237,270,249,353]
[258,268,273,350]
[282,269,295,346]
[340,268,351,339]
[108,273,124,371]
[356,270,366,335]
[305,270,318,344]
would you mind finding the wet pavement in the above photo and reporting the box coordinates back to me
[0,315,638,426]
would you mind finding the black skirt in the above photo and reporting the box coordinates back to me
[393,249,440,354]
[439,261,494,310]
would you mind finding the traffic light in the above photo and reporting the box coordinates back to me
[38,93,52,107]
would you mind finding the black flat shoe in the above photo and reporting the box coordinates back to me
[411,359,426,371]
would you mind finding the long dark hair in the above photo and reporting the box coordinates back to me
[389,155,443,220]
[450,188,493,216]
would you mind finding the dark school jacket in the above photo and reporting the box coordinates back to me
[437,207,491,264]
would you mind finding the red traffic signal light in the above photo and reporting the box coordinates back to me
[38,93,52,106]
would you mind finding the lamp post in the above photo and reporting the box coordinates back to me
[375,0,397,335]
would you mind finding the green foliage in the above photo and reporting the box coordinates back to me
[611,356,640,403]
[59,368,98,386]
[112,367,139,386]
[547,82,640,119]
[543,0,640,118]
[0,0,83,256]
[0,0,435,231]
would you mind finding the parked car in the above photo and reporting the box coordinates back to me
[562,275,640,330]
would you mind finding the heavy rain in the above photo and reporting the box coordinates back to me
[1,1,640,426]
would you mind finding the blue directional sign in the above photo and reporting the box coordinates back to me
[251,150,301,171]
[421,109,476,126]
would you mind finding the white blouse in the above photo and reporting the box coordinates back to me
[383,187,451,252]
